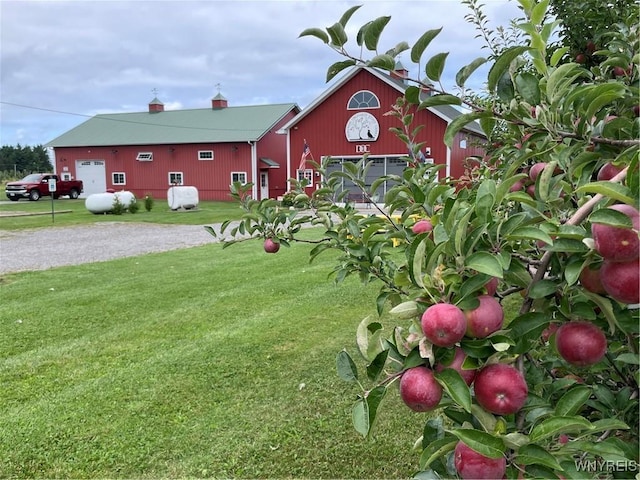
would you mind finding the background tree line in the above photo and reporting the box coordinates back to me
[0,144,53,182]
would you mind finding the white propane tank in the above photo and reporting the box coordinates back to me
[114,190,135,208]
[167,186,199,210]
[85,191,135,214]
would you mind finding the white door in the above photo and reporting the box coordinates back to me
[76,160,106,197]
[260,172,269,199]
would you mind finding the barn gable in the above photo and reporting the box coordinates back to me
[279,66,486,197]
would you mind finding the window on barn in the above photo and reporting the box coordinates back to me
[347,90,380,109]
[136,152,153,161]
[198,150,214,160]
[112,172,126,185]
[297,169,313,185]
[231,172,247,185]
[60,172,72,181]
[168,172,183,185]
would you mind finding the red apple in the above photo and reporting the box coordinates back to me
[484,277,499,296]
[600,258,640,304]
[263,238,280,253]
[575,53,587,64]
[633,105,640,117]
[399,366,443,412]
[421,303,467,347]
[555,321,607,367]
[591,204,639,262]
[454,441,506,480]
[579,264,606,294]
[613,66,626,77]
[508,179,526,193]
[464,295,504,338]
[434,346,477,386]
[529,162,546,182]
[412,219,433,235]
[597,162,624,181]
[474,363,528,415]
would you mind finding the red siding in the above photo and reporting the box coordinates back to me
[53,110,298,201]
[290,70,450,188]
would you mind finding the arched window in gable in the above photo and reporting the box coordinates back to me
[347,90,380,110]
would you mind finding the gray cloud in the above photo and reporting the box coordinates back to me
[0,0,522,146]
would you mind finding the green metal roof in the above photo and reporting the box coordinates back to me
[47,103,298,147]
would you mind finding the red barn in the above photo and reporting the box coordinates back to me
[46,95,299,201]
[279,65,485,199]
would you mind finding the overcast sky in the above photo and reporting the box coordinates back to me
[0,0,522,147]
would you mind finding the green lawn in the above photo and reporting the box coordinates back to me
[0,196,245,230]
[0,230,424,478]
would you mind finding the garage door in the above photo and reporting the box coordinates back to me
[76,160,106,197]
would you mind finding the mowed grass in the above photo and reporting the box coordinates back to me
[0,196,245,230]
[0,230,424,479]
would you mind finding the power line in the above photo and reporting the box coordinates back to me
[0,101,268,133]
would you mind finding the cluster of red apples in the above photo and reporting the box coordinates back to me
[401,193,639,479]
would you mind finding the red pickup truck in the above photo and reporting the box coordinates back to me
[5,173,84,201]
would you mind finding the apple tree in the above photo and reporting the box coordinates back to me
[208,0,639,478]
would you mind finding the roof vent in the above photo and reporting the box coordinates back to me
[148,96,164,113]
[212,92,228,109]
[390,61,409,83]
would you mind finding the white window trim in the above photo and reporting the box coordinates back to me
[297,169,313,183]
[347,90,380,110]
[198,150,214,160]
[60,172,72,181]
[231,171,247,185]
[168,171,184,185]
[112,172,126,185]
[136,152,153,161]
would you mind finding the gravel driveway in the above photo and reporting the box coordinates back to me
[0,222,232,275]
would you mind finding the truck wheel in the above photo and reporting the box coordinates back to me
[69,189,80,199]
[29,190,41,201]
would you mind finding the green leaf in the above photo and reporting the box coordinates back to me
[529,416,592,442]
[470,404,497,433]
[509,312,548,340]
[418,94,462,109]
[435,369,472,413]
[410,27,443,63]
[516,444,563,471]
[550,46,569,67]
[444,111,492,148]
[555,386,591,416]
[488,46,530,93]
[456,57,487,87]
[451,429,505,458]
[419,437,457,469]
[589,208,634,228]
[363,386,387,437]
[588,418,629,434]
[576,181,636,206]
[367,350,389,381]
[364,16,391,51]
[547,62,586,104]
[530,0,549,26]
[496,71,515,102]
[408,235,428,288]
[298,27,329,44]
[352,398,369,436]
[528,279,557,299]
[336,350,359,382]
[584,83,627,121]
[506,227,554,245]
[425,52,449,82]
[367,54,396,71]
[515,72,541,105]
[326,22,348,47]
[465,252,503,279]
[338,5,361,27]
[326,60,357,82]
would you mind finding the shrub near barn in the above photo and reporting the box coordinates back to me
[210,1,639,478]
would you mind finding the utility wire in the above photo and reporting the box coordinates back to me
[0,101,270,133]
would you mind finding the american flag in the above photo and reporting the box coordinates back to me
[299,139,311,170]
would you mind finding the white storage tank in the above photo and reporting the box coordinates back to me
[167,186,199,210]
[85,191,135,214]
